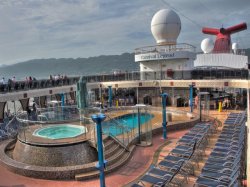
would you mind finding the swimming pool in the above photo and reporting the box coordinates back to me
[33,124,87,139]
[102,113,153,136]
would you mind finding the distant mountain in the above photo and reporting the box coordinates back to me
[0,64,7,68]
[0,53,139,80]
[0,49,249,81]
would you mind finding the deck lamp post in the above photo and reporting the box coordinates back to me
[134,104,147,145]
[91,113,107,187]
[108,86,112,107]
[189,85,193,113]
[161,93,168,139]
[198,92,209,122]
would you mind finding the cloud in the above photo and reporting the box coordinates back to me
[0,0,249,64]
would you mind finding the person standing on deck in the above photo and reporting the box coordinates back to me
[26,105,31,120]
[12,76,16,83]
[32,103,37,121]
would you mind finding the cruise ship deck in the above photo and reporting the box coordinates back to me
[0,6,249,187]
[0,108,244,187]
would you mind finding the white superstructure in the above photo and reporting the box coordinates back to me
[135,9,196,80]
[194,22,248,69]
[194,53,248,69]
[195,41,248,69]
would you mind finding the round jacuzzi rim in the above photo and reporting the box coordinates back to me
[33,124,87,140]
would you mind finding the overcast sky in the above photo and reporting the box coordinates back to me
[0,0,249,65]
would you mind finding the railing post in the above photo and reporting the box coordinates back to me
[91,113,107,187]
[137,107,141,144]
[189,84,193,113]
[199,94,202,122]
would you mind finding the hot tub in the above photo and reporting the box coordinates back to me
[33,124,87,139]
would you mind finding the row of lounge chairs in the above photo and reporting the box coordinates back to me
[131,121,218,187]
[194,112,246,187]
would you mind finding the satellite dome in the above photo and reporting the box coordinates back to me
[232,42,239,53]
[201,38,214,53]
[151,9,181,45]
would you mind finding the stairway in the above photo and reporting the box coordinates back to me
[75,136,134,180]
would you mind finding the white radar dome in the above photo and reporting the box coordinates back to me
[232,43,239,53]
[151,9,181,45]
[201,38,214,53]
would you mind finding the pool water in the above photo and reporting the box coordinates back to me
[33,124,87,139]
[102,113,153,136]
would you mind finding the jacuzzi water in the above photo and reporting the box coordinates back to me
[33,124,87,139]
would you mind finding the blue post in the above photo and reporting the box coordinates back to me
[91,113,107,187]
[108,86,112,107]
[189,85,193,113]
[161,93,168,139]
[61,93,65,107]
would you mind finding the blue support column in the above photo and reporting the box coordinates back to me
[108,86,112,107]
[161,93,168,139]
[189,85,193,113]
[61,93,65,107]
[91,113,107,187]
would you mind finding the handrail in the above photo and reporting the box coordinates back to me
[0,68,249,94]
[135,43,196,54]
[108,134,129,151]
[104,114,130,150]
[105,115,125,129]
[5,115,20,138]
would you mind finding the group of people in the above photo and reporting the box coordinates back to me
[222,97,232,110]
[0,76,38,91]
[0,76,16,85]
[25,76,37,88]
[0,76,18,91]
[49,74,69,86]
[0,74,71,92]
[194,95,232,110]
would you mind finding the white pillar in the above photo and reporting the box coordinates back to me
[172,87,175,106]
[247,85,250,187]
[140,64,145,80]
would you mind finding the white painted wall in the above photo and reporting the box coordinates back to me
[194,53,248,69]
[139,59,194,72]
